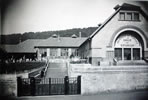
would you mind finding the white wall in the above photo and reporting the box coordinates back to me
[81,72,148,95]
[69,64,148,95]
[91,10,148,59]
[0,74,17,96]
[0,73,28,97]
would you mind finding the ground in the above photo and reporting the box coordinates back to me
[45,62,68,78]
[5,90,148,100]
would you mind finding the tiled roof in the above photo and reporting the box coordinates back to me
[1,45,18,53]
[114,3,140,10]
[35,37,87,48]
[2,37,87,53]
[1,39,44,53]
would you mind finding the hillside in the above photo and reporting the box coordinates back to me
[0,27,98,44]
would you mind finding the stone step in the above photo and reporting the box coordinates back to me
[45,62,68,78]
[117,60,148,66]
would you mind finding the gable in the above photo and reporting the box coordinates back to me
[89,3,148,40]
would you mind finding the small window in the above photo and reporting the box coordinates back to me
[119,12,140,21]
[115,48,122,60]
[61,48,68,57]
[119,12,125,20]
[134,13,139,21]
[50,48,58,57]
[126,13,132,20]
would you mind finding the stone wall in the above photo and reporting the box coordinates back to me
[69,64,148,95]
[0,72,28,96]
[0,74,17,96]
[81,72,148,95]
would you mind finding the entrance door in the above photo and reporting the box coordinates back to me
[133,48,140,60]
[114,34,142,61]
[124,48,131,60]
[115,48,122,60]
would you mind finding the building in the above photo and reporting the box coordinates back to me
[79,3,148,65]
[1,3,148,65]
[1,39,43,61]
[35,34,87,60]
[1,34,86,61]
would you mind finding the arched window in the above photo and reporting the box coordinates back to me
[114,34,142,60]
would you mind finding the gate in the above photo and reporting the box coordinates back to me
[17,76,81,96]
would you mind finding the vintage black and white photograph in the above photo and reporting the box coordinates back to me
[0,0,148,100]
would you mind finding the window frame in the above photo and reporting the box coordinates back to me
[126,12,132,21]
[119,12,125,21]
[50,48,58,57]
[119,11,140,21]
[133,13,140,21]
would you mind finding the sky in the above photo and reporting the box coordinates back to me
[1,0,147,35]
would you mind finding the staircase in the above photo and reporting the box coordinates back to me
[116,60,148,66]
[45,62,68,78]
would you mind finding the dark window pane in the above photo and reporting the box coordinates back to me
[124,48,131,60]
[61,48,68,57]
[115,48,122,60]
[39,49,47,57]
[134,13,139,21]
[120,13,125,20]
[133,48,140,60]
[126,13,132,20]
[50,48,58,57]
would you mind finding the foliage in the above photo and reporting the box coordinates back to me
[1,27,98,44]
[0,61,46,74]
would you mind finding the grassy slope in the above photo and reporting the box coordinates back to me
[0,61,46,74]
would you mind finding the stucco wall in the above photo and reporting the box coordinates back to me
[0,73,28,96]
[91,9,148,59]
[144,51,148,57]
[69,64,148,95]
[0,74,17,96]
[81,72,148,95]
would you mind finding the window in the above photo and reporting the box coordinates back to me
[126,13,132,20]
[39,49,47,57]
[119,12,140,21]
[50,48,58,57]
[61,48,68,57]
[115,48,122,60]
[133,48,140,60]
[119,12,125,20]
[134,13,139,21]
[124,48,131,60]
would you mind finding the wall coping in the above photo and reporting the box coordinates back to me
[70,65,148,73]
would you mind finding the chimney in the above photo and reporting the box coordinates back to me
[57,34,61,42]
[79,32,81,38]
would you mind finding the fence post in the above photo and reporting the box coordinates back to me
[30,77,36,96]
[17,77,22,97]
[77,76,81,94]
[49,78,51,95]
[64,76,69,95]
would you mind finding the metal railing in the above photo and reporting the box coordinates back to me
[17,76,81,96]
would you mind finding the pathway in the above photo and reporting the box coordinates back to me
[45,62,68,78]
